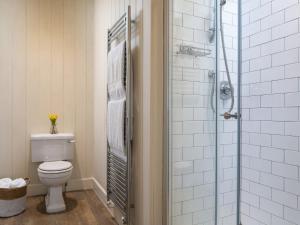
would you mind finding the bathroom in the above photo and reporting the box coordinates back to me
[0,0,299,225]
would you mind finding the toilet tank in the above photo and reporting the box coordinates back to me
[31,133,75,162]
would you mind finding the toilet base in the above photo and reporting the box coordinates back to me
[45,185,66,213]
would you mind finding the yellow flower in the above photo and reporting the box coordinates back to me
[48,113,58,125]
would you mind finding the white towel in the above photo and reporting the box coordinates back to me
[107,98,126,157]
[107,40,126,99]
[0,178,12,184]
[0,178,26,189]
[0,178,11,189]
[10,178,26,188]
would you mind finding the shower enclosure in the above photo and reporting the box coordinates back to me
[166,0,241,224]
[167,0,300,225]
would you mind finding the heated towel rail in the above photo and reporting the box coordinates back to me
[107,6,133,225]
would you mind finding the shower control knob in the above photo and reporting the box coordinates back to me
[222,112,240,120]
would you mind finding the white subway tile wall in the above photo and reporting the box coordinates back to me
[241,0,300,224]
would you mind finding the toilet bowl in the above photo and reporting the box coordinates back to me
[31,133,75,214]
[38,161,73,213]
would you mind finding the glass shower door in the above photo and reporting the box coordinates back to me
[217,0,239,224]
[168,0,217,224]
[167,0,240,225]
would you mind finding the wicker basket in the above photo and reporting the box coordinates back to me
[0,178,30,217]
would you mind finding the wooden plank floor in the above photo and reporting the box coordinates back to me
[0,190,117,225]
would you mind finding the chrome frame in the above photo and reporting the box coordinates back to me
[237,0,242,224]
[215,0,219,223]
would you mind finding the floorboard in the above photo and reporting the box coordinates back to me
[0,190,117,225]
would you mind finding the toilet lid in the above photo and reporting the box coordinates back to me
[39,161,72,172]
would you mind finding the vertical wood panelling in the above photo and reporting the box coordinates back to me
[11,0,27,178]
[93,0,109,190]
[86,0,95,177]
[63,0,76,134]
[0,0,93,184]
[27,0,40,183]
[63,0,77,179]
[74,0,87,178]
[0,0,13,178]
[39,0,52,133]
[51,0,64,130]
[130,0,144,224]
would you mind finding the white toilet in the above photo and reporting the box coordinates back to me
[31,133,75,213]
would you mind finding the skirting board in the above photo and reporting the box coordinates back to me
[92,178,123,224]
[91,177,115,217]
[27,177,94,196]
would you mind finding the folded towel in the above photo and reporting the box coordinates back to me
[0,182,10,189]
[0,178,12,189]
[107,40,126,99]
[0,178,12,184]
[0,178,26,189]
[107,98,126,157]
[10,178,26,188]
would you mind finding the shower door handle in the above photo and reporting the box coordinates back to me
[221,112,240,120]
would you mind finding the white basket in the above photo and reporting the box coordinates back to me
[0,178,29,218]
[0,196,27,217]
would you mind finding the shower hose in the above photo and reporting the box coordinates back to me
[210,0,235,115]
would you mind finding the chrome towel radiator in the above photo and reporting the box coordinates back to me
[107,6,133,225]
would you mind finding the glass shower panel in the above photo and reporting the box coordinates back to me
[168,0,240,225]
[217,0,239,224]
[169,0,217,224]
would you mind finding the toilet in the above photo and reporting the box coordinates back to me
[31,133,75,213]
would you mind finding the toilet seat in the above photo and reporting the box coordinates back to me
[38,161,73,174]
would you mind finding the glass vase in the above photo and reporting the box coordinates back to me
[50,124,58,134]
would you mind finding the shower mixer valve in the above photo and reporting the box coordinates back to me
[220,81,233,100]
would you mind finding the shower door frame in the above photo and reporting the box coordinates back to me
[237,0,242,224]
[163,0,242,224]
[163,0,171,224]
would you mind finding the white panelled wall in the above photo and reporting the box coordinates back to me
[0,0,94,188]
[241,0,300,225]
[0,0,165,224]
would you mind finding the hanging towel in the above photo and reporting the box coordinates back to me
[107,40,126,99]
[107,98,126,158]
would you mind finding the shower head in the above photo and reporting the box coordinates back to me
[220,0,226,6]
[208,0,216,43]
